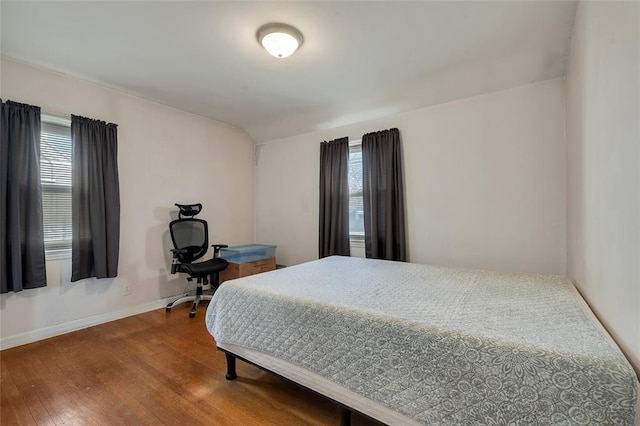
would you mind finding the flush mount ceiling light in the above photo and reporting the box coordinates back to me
[256,23,304,59]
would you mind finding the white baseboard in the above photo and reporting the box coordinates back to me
[0,298,173,351]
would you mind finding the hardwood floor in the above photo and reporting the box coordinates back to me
[0,303,378,425]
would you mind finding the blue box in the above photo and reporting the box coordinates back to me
[220,244,277,263]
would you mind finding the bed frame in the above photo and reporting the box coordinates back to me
[220,348,384,426]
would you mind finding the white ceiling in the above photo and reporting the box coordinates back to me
[1,1,577,143]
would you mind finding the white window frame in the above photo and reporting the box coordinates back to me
[40,114,72,259]
[348,140,365,256]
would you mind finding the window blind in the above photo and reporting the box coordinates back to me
[40,120,72,251]
[348,142,364,241]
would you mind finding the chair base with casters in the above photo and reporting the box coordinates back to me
[165,275,214,318]
[167,203,228,318]
[166,293,212,318]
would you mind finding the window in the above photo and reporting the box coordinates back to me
[348,141,364,253]
[40,116,72,252]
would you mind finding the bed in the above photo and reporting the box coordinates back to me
[205,256,639,425]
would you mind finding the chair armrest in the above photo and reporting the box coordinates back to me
[212,244,228,257]
[170,248,188,274]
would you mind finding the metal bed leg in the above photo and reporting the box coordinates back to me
[338,405,351,426]
[225,353,237,380]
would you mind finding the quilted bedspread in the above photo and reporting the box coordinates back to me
[206,256,638,425]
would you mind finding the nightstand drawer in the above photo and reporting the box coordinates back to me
[219,257,276,282]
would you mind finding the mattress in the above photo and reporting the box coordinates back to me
[206,256,638,425]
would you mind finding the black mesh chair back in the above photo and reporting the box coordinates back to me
[170,218,208,264]
[166,203,228,318]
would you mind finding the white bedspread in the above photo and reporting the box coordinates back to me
[206,256,638,424]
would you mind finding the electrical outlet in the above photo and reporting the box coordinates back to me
[122,283,131,296]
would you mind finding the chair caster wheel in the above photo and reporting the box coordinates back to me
[189,312,196,318]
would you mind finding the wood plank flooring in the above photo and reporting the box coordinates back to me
[0,303,377,425]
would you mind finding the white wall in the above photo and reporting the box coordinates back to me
[256,79,567,274]
[0,58,256,348]
[566,1,639,371]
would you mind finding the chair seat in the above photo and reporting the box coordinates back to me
[181,258,228,277]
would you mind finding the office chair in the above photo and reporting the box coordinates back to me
[167,203,228,318]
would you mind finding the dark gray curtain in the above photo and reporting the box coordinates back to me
[1,100,47,293]
[71,115,120,282]
[362,128,407,261]
[319,137,350,258]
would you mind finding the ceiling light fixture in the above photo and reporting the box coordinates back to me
[256,23,303,59]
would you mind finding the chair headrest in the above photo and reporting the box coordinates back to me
[175,203,202,218]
